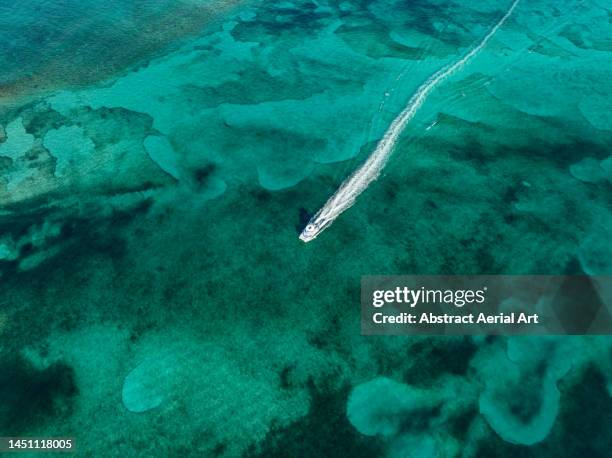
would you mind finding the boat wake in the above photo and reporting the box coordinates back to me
[299,0,520,242]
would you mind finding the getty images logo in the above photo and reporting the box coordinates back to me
[372,286,487,308]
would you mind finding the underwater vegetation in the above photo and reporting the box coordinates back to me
[0,354,77,435]
[0,0,244,102]
[0,0,611,456]
[347,336,612,456]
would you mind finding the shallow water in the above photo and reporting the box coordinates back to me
[0,0,611,456]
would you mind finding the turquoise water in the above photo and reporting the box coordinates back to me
[0,0,611,456]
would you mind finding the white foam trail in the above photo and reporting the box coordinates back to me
[300,0,519,242]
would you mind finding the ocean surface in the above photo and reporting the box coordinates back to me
[0,0,611,456]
